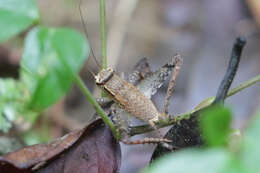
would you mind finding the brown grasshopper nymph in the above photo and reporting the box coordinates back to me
[95,55,183,132]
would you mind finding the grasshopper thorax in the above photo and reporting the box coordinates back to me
[95,68,114,85]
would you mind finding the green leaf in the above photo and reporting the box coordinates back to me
[143,148,242,173]
[200,106,232,147]
[21,26,89,110]
[0,0,39,42]
[240,111,260,173]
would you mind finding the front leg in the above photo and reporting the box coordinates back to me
[96,97,113,108]
[109,104,129,135]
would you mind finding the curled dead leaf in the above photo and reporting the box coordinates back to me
[0,119,121,173]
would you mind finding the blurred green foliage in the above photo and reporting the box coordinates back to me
[0,1,89,134]
[0,78,36,132]
[240,112,260,173]
[200,106,232,147]
[22,127,51,146]
[0,0,39,42]
[143,107,260,173]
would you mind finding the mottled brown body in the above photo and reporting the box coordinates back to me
[95,68,161,127]
[95,56,182,145]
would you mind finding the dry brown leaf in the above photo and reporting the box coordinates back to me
[0,119,121,173]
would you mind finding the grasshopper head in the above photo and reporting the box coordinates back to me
[95,68,114,85]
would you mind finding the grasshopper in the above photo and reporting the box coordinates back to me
[95,56,182,129]
[79,1,183,145]
[95,55,183,145]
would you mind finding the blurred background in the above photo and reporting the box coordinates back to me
[0,0,260,172]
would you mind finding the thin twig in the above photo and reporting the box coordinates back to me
[214,37,246,104]
[227,74,260,97]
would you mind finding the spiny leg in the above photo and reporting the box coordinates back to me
[122,132,174,150]
[122,137,171,145]
[148,118,174,148]
[163,54,183,115]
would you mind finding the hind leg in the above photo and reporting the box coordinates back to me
[163,54,183,115]
[122,137,171,145]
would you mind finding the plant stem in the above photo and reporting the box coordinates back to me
[99,0,108,97]
[74,75,120,140]
[194,74,260,112]
[99,0,107,69]
[227,74,260,97]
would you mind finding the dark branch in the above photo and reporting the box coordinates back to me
[213,37,246,104]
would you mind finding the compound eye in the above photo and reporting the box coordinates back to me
[95,68,114,85]
[108,68,114,73]
[95,73,103,84]
[95,76,100,84]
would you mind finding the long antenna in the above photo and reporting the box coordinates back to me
[79,0,102,70]
[86,67,97,78]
